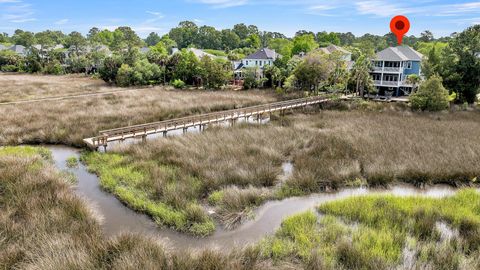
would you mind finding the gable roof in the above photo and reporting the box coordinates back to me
[245,48,279,60]
[318,45,351,55]
[376,46,423,61]
[9,45,27,54]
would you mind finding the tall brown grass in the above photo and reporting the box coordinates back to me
[96,106,480,229]
[0,75,277,146]
[0,148,285,269]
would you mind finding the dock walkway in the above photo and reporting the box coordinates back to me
[84,95,331,149]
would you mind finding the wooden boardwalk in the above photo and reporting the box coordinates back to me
[83,95,331,150]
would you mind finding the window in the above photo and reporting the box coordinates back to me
[406,61,412,69]
[255,61,258,65]
[246,61,249,65]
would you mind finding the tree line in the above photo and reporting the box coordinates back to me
[0,23,478,104]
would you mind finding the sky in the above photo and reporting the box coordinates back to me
[0,0,479,38]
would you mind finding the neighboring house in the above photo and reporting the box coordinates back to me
[0,44,6,51]
[370,46,423,97]
[234,48,280,79]
[316,45,352,62]
[171,48,226,61]
[310,45,354,70]
[7,45,28,57]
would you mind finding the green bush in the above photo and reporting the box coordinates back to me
[172,79,186,89]
[42,60,64,75]
[1,64,19,72]
[410,75,450,111]
[116,64,134,87]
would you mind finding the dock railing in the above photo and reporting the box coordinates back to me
[84,95,330,149]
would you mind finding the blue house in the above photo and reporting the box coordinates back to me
[370,46,423,97]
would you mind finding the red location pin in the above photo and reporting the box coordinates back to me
[390,15,410,45]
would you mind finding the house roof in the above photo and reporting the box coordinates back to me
[9,45,26,54]
[376,46,423,61]
[318,45,351,55]
[245,48,279,60]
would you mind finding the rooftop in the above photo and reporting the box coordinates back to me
[245,48,279,60]
[375,46,423,62]
[317,45,351,55]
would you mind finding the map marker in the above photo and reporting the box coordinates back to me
[390,15,410,45]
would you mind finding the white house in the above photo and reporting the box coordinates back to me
[234,48,280,79]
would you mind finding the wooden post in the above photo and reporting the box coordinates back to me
[163,131,167,137]
[142,135,147,143]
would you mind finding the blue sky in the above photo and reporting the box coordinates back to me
[0,0,479,38]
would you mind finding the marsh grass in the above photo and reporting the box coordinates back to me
[84,107,480,234]
[0,146,284,269]
[260,190,480,269]
[0,75,277,146]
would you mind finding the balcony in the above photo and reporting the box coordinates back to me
[374,80,414,87]
[372,66,402,73]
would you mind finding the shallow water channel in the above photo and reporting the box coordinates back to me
[46,144,465,251]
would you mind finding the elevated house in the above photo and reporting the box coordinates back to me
[370,46,423,97]
[234,48,280,79]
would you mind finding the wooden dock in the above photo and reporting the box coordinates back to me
[83,95,331,150]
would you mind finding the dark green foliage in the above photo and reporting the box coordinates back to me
[410,75,450,111]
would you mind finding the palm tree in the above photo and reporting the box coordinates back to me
[406,74,421,94]
[350,54,373,97]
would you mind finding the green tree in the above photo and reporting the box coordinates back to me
[293,51,331,91]
[199,56,231,89]
[264,64,283,88]
[170,49,200,84]
[145,32,161,47]
[65,31,87,54]
[292,34,318,55]
[420,30,434,42]
[0,32,10,43]
[410,75,450,111]
[197,26,221,49]
[169,21,198,49]
[220,29,241,50]
[111,27,143,52]
[99,55,123,83]
[406,74,421,93]
[12,30,36,47]
[160,35,177,53]
[350,54,373,97]
[244,34,261,49]
[447,25,480,103]
[316,31,340,46]
[326,51,349,92]
[268,38,293,59]
[233,23,249,40]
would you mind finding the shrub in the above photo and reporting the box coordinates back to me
[116,64,134,87]
[99,55,123,83]
[172,79,186,89]
[410,75,450,111]
[1,64,19,72]
[42,60,64,75]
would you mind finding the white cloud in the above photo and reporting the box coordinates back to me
[55,19,69,25]
[191,0,248,8]
[0,1,36,23]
